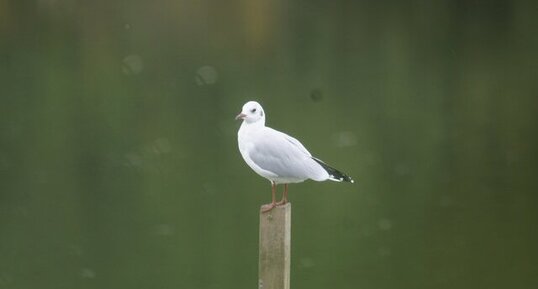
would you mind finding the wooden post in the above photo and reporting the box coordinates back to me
[258,203,291,289]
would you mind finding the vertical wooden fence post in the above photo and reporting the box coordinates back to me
[258,203,291,289]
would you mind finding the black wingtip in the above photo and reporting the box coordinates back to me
[312,157,355,183]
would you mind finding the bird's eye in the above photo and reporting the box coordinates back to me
[250,108,257,113]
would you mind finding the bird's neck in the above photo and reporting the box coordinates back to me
[239,119,265,134]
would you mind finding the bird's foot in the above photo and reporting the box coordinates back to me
[261,202,277,213]
[275,199,288,206]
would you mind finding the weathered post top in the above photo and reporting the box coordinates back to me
[259,203,291,289]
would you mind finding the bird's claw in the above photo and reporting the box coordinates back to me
[261,202,277,213]
[275,200,288,206]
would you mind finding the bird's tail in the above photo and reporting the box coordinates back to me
[312,157,354,183]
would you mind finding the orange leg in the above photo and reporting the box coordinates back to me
[261,182,277,213]
[276,184,288,205]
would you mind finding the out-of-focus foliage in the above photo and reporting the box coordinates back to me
[1,1,537,289]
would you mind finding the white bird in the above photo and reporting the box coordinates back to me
[236,101,354,212]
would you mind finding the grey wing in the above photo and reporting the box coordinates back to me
[248,128,326,180]
[281,132,312,157]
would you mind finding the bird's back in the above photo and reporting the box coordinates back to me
[243,126,329,183]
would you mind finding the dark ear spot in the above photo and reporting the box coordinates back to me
[260,111,264,117]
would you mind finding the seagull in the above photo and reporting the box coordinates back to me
[236,101,354,212]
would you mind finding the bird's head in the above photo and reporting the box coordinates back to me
[236,101,265,124]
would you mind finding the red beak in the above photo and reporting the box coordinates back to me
[235,113,246,120]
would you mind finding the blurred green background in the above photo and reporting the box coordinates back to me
[1,0,537,288]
